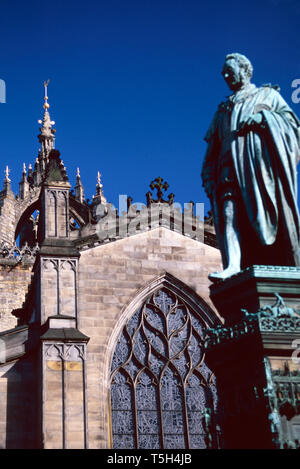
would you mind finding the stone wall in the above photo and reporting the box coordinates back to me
[0,193,17,245]
[0,354,38,448]
[78,226,222,448]
[42,342,87,449]
[0,260,34,332]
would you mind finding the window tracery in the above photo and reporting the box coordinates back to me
[110,287,219,449]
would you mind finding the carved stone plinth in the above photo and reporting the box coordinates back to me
[206,267,300,449]
[209,265,300,325]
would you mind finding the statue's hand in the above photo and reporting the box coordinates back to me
[239,113,263,133]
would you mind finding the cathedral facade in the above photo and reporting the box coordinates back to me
[0,90,299,449]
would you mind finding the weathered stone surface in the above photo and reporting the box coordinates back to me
[0,261,33,332]
[78,226,221,448]
[0,357,37,448]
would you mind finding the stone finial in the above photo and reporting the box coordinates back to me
[43,79,50,110]
[5,166,10,182]
[97,171,102,188]
[147,177,173,204]
[27,164,34,187]
[37,80,56,162]
[94,171,106,204]
[19,163,29,199]
[76,168,82,186]
[2,165,13,196]
[75,167,84,203]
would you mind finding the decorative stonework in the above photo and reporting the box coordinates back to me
[110,286,219,449]
[44,343,86,361]
[42,258,76,272]
[252,293,300,333]
[204,317,258,349]
[263,358,300,449]
[41,257,78,321]
[45,188,69,239]
[205,294,300,350]
[0,240,39,261]
[259,315,300,333]
[272,363,300,417]
[42,341,88,449]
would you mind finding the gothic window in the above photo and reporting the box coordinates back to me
[110,287,218,449]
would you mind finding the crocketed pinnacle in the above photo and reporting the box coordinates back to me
[37,80,56,157]
[2,165,12,195]
[94,171,106,204]
[75,168,85,203]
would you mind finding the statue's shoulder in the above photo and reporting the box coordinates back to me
[217,99,233,113]
[260,83,281,92]
[258,83,281,98]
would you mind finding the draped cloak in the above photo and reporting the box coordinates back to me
[201,83,300,267]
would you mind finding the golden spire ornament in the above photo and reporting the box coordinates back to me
[38,79,56,153]
[5,165,10,182]
[43,79,50,110]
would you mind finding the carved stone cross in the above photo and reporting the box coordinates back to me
[149,177,169,202]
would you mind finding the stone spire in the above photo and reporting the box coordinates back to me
[27,164,34,188]
[5,166,10,182]
[2,165,12,195]
[37,80,56,166]
[19,163,29,199]
[74,168,84,204]
[91,171,107,222]
[94,171,106,204]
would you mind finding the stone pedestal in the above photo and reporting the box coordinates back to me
[209,265,300,325]
[206,265,300,449]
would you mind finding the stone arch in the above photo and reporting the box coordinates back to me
[69,207,86,228]
[15,198,41,241]
[103,272,222,449]
[14,193,88,243]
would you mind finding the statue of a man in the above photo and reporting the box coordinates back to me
[201,53,300,281]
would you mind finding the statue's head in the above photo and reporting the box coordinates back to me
[222,53,253,91]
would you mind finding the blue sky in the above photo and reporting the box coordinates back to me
[0,0,300,214]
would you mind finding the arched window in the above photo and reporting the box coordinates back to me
[110,287,219,449]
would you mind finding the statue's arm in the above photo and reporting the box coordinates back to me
[268,90,300,134]
[260,88,299,129]
[241,87,300,136]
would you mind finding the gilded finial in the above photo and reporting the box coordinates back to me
[77,168,80,178]
[5,166,10,182]
[38,79,55,131]
[43,79,50,110]
[94,170,106,203]
[23,163,26,174]
[97,171,102,187]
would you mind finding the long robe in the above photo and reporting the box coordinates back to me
[202,83,300,268]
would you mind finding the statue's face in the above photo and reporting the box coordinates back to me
[222,59,244,91]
